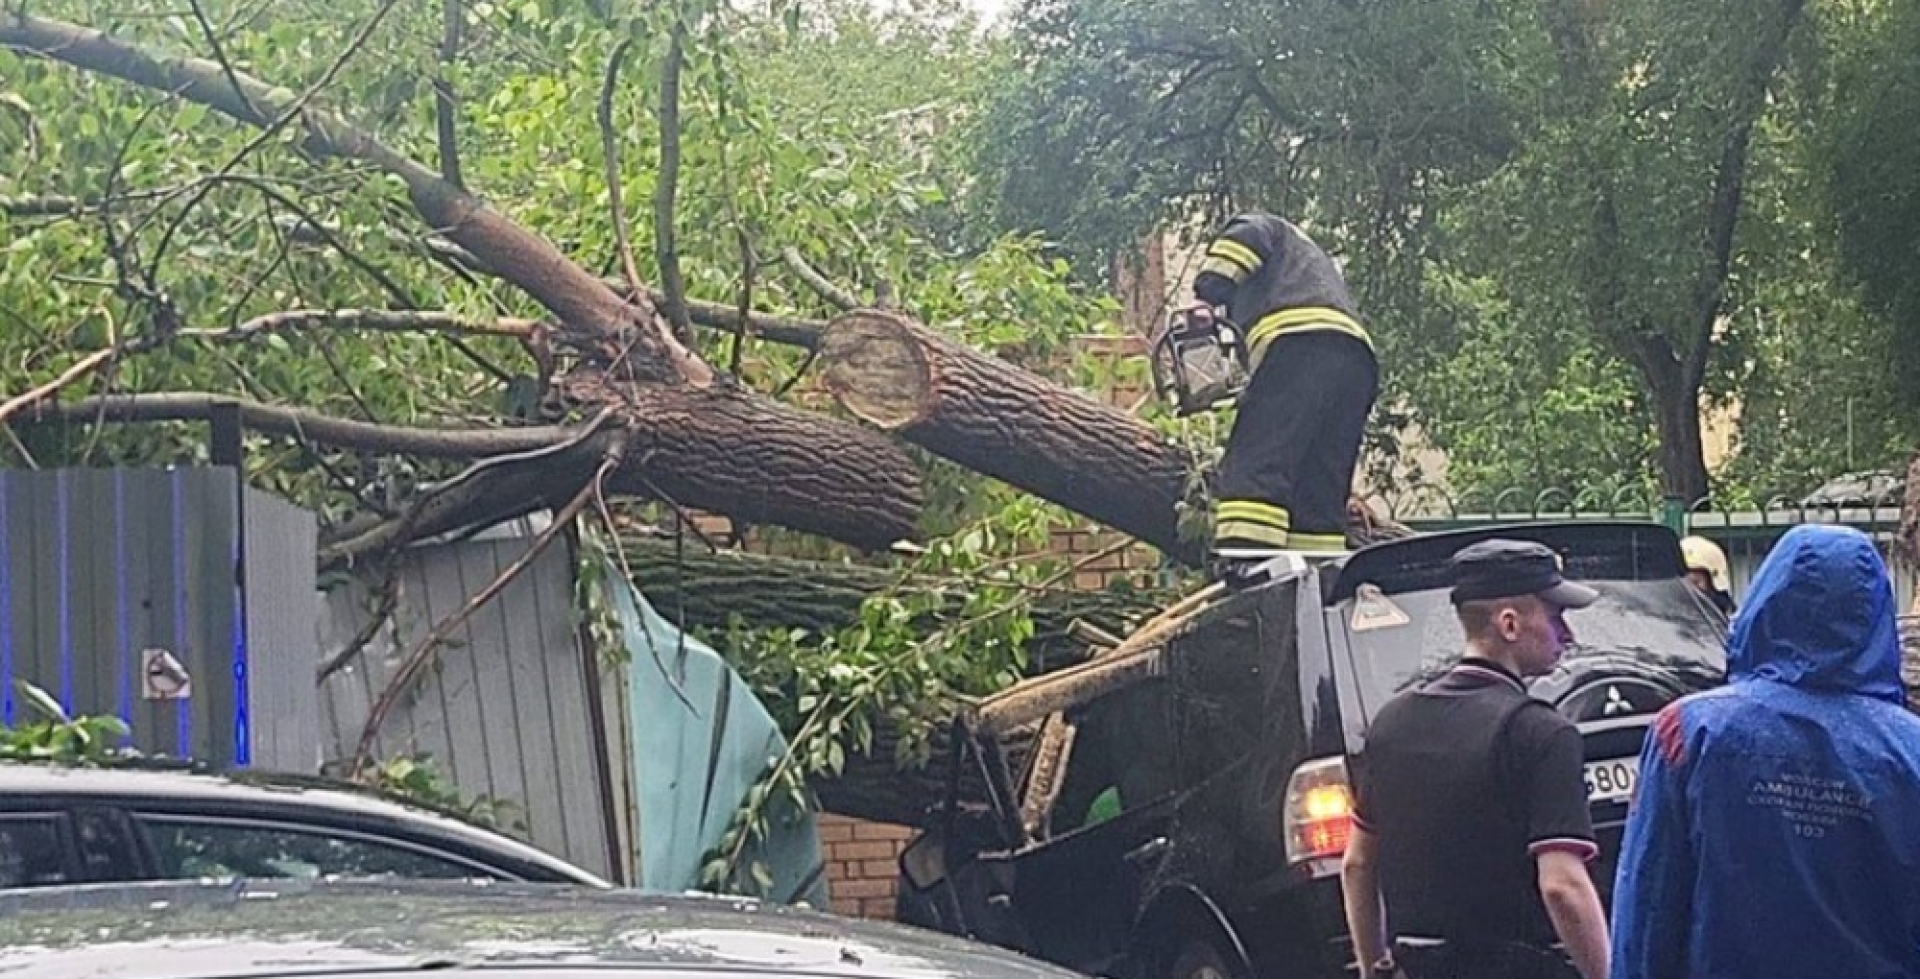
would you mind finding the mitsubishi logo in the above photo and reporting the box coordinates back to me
[1603,685,1632,716]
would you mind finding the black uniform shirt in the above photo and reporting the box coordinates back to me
[1349,657,1597,949]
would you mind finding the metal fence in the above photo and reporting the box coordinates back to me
[1376,485,1911,612]
[0,467,318,769]
[317,524,626,881]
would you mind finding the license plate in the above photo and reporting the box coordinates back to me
[1584,756,1639,804]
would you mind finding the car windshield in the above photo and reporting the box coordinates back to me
[1336,577,1728,717]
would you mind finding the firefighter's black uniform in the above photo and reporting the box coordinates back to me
[1193,212,1379,556]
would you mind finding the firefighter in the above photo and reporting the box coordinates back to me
[1191,212,1379,563]
[1679,535,1736,617]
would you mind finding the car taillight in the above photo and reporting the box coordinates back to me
[1283,757,1354,873]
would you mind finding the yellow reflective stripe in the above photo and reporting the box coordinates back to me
[1245,306,1373,352]
[1215,519,1291,548]
[1287,532,1348,551]
[1216,506,1289,528]
[1207,239,1263,275]
[1216,500,1291,528]
[1199,255,1250,283]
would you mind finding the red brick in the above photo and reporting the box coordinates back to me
[861,859,899,877]
[832,898,863,917]
[818,822,854,844]
[861,897,898,919]
[834,878,894,899]
[853,822,912,841]
[833,841,895,862]
[1074,571,1105,591]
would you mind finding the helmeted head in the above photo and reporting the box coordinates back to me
[1680,535,1731,594]
[1728,524,1904,703]
[1449,539,1599,677]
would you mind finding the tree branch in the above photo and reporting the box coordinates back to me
[191,308,538,342]
[185,0,261,120]
[0,10,705,381]
[0,309,535,427]
[20,392,577,458]
[0,195,88,217]
[147,0,404,288]
[597,37,646,296]
[435,0,465,188]
[781,246,861,312]
[318,408,619,568]
[728,229,756,376]
[1688,0,1807,392]
[654,20,693,340]
[316,563,401,682]
[418,234,825,348]
[0,348,122,428]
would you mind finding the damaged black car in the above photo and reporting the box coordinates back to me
[896,521,1728,979]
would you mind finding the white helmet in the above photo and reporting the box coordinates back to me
[1680,536,1731,592]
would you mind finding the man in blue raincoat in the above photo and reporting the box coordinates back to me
[1610,524,1920,979]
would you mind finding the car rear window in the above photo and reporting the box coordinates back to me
[1335,578,1728,717]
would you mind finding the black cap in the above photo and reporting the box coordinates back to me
[1449,539,1600,609]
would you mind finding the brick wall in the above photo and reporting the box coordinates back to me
[818,812,917,919]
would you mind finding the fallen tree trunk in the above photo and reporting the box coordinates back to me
[819,310,1415,565]
[619,537,1171,672]
[821,310,1203,564]
[39,381,925,566]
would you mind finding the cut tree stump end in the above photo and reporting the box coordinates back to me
[821,310,935,429]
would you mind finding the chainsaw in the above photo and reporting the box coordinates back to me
[1150,304,1249,417]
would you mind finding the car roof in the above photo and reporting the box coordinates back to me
[0,760,607,885]
[0,878,1092,979]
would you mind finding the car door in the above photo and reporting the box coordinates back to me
[994,673,1182,971]
[128,812,509,882]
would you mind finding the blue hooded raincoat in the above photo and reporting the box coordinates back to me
[1610,524,1920,979]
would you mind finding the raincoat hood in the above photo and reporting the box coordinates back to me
[1727,524,1905,703]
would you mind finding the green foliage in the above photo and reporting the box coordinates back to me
[0,680,132,764]
[1814,0,1920,407]
[357,753,521,832]
[0,0,1122,536]
[971,0,1902,502]
[700,495,1109,894]
[1389,263,1659,500]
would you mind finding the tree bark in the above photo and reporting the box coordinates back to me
[1648,368,1711,504]
[820,310,1204,564]
[591,379,922,553]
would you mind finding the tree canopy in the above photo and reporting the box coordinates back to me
[973,0,1911,506]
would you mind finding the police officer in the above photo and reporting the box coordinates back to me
[1339,540,1611,979]
[1190,212,1379,563]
